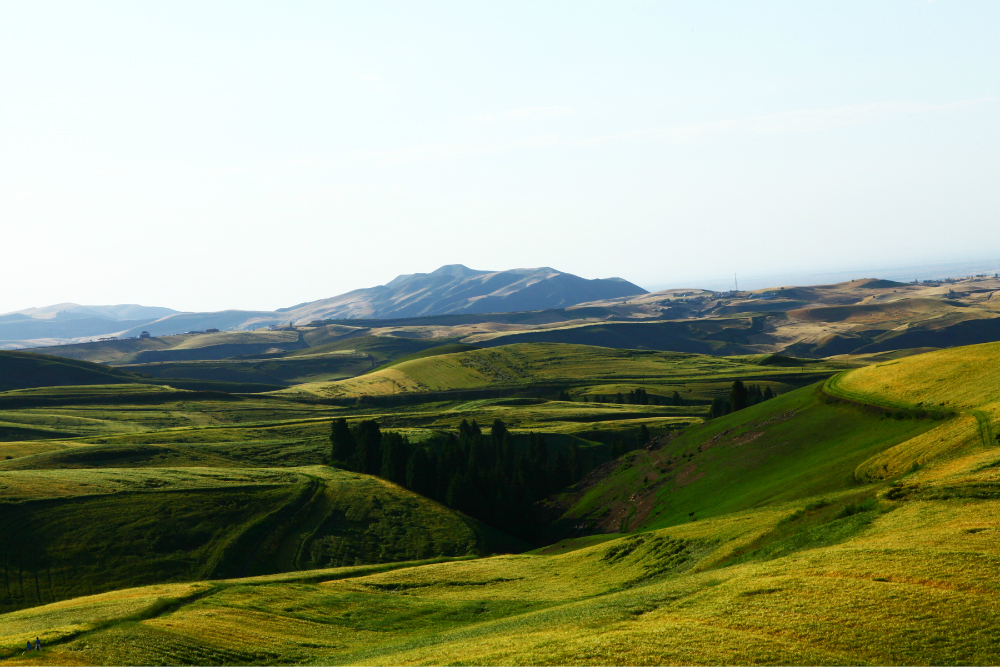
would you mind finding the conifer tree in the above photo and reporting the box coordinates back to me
[730,380,749,412]
[352,420,383,475]
[380,431,410,484]
[330,418,356,468]
[708,397,730,419]
[406,447,434,498]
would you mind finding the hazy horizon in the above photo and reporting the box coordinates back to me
[2,0,998,314]
[4,255,997,316]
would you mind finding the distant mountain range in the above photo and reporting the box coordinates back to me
[0,266,647,348]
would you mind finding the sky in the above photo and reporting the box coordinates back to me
[1,0,998,313]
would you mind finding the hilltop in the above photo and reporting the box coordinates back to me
[281,265,647,320]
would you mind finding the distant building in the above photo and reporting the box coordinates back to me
[98,336,118,341]
[205,328,220,333]
[139,331,151,338]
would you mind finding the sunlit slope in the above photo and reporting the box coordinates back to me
[829,341,1000,411]
[823,342,1000,487]
[0,466,516,614]
[549,344,1000,537]
[545,383,940,536]
[5,492,998,665]
[277,343,838,399]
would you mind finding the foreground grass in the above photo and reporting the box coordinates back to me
[3,494,998,665]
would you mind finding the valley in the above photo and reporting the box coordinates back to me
[0,277,998,665]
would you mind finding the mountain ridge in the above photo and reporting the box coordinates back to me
[1,266,647,347]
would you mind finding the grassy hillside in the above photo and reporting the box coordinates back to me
[278,343,841,400]
[3,488,997,665]
[29,331,305,365]
[0,465,518,614]
[543,382,938,536]
[0,351,144,392]
[1,341,997,664]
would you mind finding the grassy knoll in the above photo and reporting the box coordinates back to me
[120,350,373,386]
[278,343,840,400]
[0,466,515,614]
[111,337,477,388]
[0,352,143,392]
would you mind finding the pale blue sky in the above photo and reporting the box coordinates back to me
[1,0,997,313]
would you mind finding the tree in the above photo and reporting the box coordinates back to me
[708,397,730,419]
[490,419,508,446]
[730,380,749,412]
[352,420,383,475]
[330,418,355,468]
[671,391,683,406]
[763,386,775,401]
[380,431,410,484]
[406,447,434,498]
[638,424,651,447]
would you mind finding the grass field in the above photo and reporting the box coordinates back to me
[3,493,997,665]
[278,343,840,399]
[0,341,997,664]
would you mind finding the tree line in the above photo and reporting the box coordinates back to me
[707,380,775,419]
[559,388,685,406]
[330,417,592,538]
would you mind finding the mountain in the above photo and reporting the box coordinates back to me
[6,303,178,321]
[282,265,648,321]
[1,267,645,349]
[0,303,182,349]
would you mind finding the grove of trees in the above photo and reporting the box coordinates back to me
[708,380,775,419]
[331,417,592,538]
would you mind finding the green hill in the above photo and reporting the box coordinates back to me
[0,351,144,392]
[277,342,841,400]
[1,342,997,664]
[0,465,520,614]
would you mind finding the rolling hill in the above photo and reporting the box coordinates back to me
[0,351,145,392]
[0,341,997,664]
[0,465,519,614]
[276,342,841,400]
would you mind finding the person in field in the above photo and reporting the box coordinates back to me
[34,637,41,651]
[25,640,31,652]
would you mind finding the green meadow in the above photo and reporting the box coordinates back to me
[0,341,997,664]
